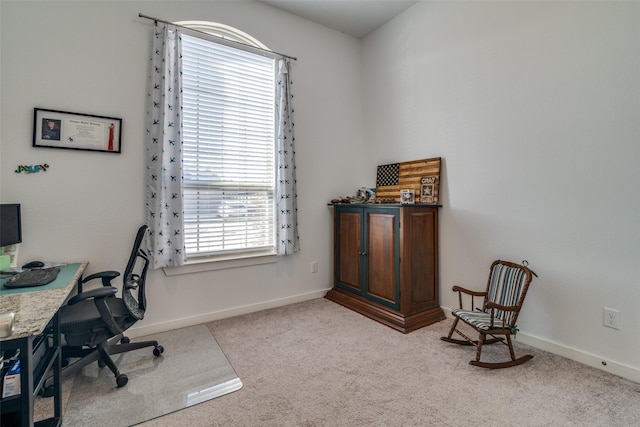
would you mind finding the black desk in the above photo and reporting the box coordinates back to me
[0,262,88,427]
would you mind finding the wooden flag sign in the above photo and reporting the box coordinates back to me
[375,157,441,204]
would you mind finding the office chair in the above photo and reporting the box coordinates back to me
[44,225,163,393]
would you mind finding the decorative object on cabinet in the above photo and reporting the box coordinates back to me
[375,157,441,204]
[420,175,438,203]
[329,187,376,205]
[356,187,375,203]
[440,260,535,369]
[33,108,122,153]
[325,204,444,333]
[400,189,415,204]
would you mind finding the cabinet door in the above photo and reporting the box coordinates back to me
[334,207,363,294]
[364,208,400,309]
[401,207,439,311]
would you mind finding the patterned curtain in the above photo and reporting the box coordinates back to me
[275,59,300,255]
[144,23,186,268]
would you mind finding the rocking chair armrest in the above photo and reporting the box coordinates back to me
[486,302,520,329]
[451,285,486,296]
[486,301,519,312]
[452,286,487,310]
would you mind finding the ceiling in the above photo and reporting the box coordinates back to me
[259,0,419,39]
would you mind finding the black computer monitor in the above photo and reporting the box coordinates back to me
[0,204,22,247]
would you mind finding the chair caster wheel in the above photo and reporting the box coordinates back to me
[116,374,128,388]
[41,385,54,398]
[121,336,130,344]
[153,345,164,357]
[98,360,106,368]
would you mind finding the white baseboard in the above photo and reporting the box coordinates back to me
[127,288,331,339]
[441,307,640,383]
[516,332,640,383]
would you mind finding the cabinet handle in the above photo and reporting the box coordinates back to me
[359,252,367,256]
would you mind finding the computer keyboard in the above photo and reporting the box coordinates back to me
[3,267,60,289]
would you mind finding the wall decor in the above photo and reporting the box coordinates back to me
[376,157,441,204]
[33,108,122,153]
[15,164,49,174]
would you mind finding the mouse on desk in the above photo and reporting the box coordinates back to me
[22,261,45,269]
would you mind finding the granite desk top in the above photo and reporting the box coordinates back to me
[0,262,88,341]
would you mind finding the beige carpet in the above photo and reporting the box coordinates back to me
[137,298,640,426]
[36,298,640,426]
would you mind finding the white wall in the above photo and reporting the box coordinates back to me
[2,0,638,383]
[362,1,640,380]
[0,1,366,330]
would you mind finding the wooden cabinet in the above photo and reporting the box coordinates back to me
[325,204,444,333]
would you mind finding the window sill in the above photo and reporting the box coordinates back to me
[163,252,277,276]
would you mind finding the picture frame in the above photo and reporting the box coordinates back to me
[33,108,122,153]
[400,189,415,204]
[420,175,438,204]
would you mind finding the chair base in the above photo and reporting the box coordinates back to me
[440,336,504,346]
[469,354,533,369]
[441,317,533,369]
[43,335,163,395]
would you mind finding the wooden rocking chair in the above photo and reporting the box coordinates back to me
[441,260,535,369]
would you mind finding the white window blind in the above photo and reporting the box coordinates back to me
[181,33,276,258]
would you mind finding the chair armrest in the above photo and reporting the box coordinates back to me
[82,270,121,286]
[451,286,487,310]
[79,271,120,293]
[486,301,519,312]
[67,286,123,336]
[67,287,118,305]
[485,302,520,329]
[452,286,487,297]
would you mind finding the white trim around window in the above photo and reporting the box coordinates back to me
[163,251,277,276]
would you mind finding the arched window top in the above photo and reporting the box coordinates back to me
[176,21,269,51]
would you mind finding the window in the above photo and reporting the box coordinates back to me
[180,25,277,260]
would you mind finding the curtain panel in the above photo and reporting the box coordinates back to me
[144,24,186,269]
[276,59,300,255]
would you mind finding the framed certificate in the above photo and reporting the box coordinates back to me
[33,108,122,153]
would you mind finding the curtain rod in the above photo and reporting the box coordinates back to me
[138,13,297,61]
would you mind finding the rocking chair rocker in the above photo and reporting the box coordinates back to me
[441,260,535,369]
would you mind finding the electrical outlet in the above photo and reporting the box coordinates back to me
[310,261,318,273]
[603,307,620,329]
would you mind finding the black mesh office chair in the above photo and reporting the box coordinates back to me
[45,225,163,392]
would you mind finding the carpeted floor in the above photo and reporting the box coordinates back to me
[37,298,640,426]
[141,298,640,427]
